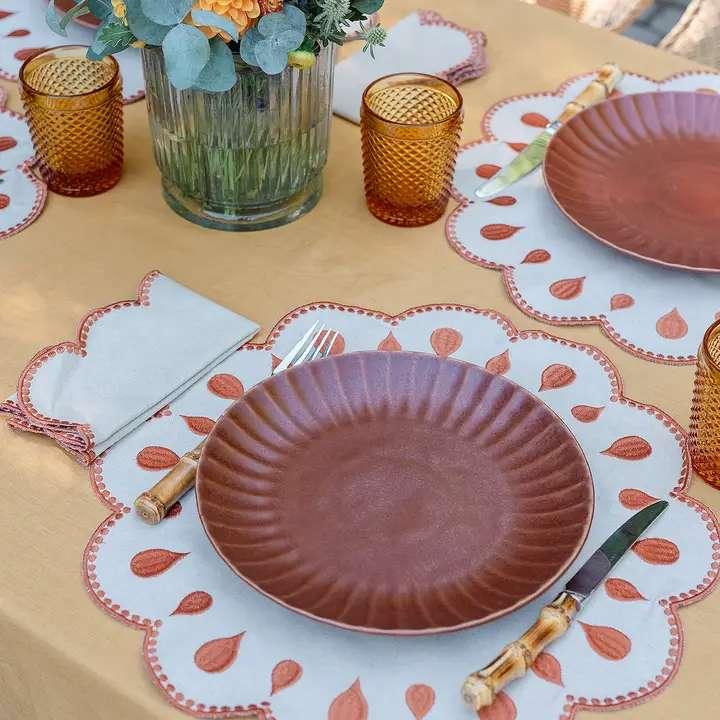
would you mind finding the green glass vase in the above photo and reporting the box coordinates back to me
[142,46,334,231]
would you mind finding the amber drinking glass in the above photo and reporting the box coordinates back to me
[361,73,463,227]
[690,319,720,488]
[19,46,123,197]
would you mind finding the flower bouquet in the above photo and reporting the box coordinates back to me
[46,0,387,230]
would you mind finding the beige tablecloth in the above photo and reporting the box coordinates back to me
[0,1,717,718]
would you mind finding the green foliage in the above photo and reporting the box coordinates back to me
[43,0,386,91]
[88,16,135,59]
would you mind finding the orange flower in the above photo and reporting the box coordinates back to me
[191,0,262,40]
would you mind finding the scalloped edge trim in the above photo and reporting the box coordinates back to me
[83,301,719,720]
[12,270,161,464]
[0,88,47,240]
[417,9,488,82]
[447,69,720,366]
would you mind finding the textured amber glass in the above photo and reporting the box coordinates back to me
[19,46,123,197]
[690,319,720,488]
[361,73,463,227]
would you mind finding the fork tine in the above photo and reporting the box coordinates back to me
[272,321,321,376]
[317,330,338,359]
[294,327,326,367]
[307,329,331,363]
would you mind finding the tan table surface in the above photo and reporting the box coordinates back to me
[1,1,717,718]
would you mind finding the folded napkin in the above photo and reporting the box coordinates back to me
[333,10,488,123]
[0,271,258,464]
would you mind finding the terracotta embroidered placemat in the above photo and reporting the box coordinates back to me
[0,0,145,104]
[76,297,717,719]
[0,85,44,238]
[449,70,720,366]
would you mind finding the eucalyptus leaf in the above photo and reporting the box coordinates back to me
[88,0,114,20]
[98,17,135,51]
[351,0,383,15]
[193,38,237,92]
[126,0,171,44]
[283,3,307,32]
[140,0,193,25]
[45,0,68,36]
[255,39,288,75]
[276,28,304,51]
[239,26,261,66]
[190,9,239,41]
[257,12,286,36]
[162,24,210,89]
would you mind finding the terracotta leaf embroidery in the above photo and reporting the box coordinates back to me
[476,163,500,179]
[130,548,188,578]
[477,690,517,720]
[605,578,646,601]
[487,195,517,206]
[0,11,16,19]
[601,436,652,460]
[485,349,510,375]
[316,331,345,355]
[579,621,631,660]
[328,678,368,720]
[0,136,17,152]
[632,538,680,565]
[531,651,563,686]
[136,445,180,470]
[697,87,719,94]
[571,404,604,422]
[405,684,435,719]
[480,223,523,240]
[610,293,634,310]
[271,659,303,695]
[0,194,9,210]
[271,353,282,370]
[507,141,527,152]
[194,633,244,673]
[618,488,659,509]
[521,248,551,264]
[430,327,463,357]
[656,308,688,340]
[6,28,30,37]
[207,373,244,399]
[549,276,585,300]
[181,415,215,435]
[539,363,576,391]
[521,111,550,128]
[14,47,46,61]
[171,590,213,615]
[166,501,182,518]
[377,332,402,352]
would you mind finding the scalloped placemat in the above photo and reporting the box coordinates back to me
[449,70,720,365]
[79,300,718,719]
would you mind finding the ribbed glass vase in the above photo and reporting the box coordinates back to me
[141,46,334,231]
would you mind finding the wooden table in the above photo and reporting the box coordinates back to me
[0,1,716,718]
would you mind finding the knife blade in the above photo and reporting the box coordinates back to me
[474,62,623,200]
[462,500,668,711]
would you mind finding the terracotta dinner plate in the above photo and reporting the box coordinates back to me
[53,0,101,28]
[197,351,594,634]
[544,91,720,272]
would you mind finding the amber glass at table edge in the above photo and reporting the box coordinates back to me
[361,73,463,227]
[19,45,123,197]
[690,318,720,488]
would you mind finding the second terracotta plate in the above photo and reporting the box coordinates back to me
[197,351,594,634]
[544,91,720,272]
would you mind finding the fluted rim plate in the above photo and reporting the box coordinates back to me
[197,351,594,634]
[544,91,720,272]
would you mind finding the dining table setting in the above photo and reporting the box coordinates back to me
[2,0,720,719]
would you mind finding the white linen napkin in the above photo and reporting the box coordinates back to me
[0,271,258,464]
[333,10,488,123]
